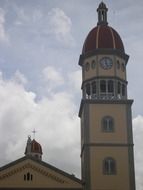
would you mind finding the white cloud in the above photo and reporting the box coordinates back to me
[133,116,143,190]
[48,8,75,46]
[42,66,64,92]
[0,70,80,176]
[48,8,71,36]
[12,6,75,47]
[14,6,43,26]
[68,70,81,92]
[12,70,28,85]
[0,8,9,43]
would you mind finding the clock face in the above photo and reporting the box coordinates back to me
[100,57,113,69]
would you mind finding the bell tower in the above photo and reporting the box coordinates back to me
[79,2,136,190]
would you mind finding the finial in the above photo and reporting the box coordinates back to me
[97,2,108,25]
[32,129,37,139]
[27,135,31,142]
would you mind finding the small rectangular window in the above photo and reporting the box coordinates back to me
[92,81,96,94]
[102,116,114,132]
[103,158,116,175]
[122,84,126,96]
[100,80,106,93]
[108,80,114,93]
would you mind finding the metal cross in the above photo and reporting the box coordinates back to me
[32,129,37,139]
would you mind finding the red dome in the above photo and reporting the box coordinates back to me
[82,25,124,54]
[31,139,42,154]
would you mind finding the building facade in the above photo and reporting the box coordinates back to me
[0,137,82,190]
[0,2,136,190]
[79,2,136,190]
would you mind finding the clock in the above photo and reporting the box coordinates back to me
[100,57,113,69]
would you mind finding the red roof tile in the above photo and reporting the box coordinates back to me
[82,25,124,54]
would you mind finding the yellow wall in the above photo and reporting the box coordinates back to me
[115,56,126,80]
[80,102,132,190]
[83,55,97,81]
[90,146,130,190]
[83,55,126,81]
[89,103,128,143]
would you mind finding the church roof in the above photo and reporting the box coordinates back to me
[82,25,124,54]
[0,156,82,184]
[31,139,42,154]
[82,1,124,55]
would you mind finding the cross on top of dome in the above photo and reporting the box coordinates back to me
[32,129,37,139]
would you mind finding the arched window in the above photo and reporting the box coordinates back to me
[24,172,33,181]
[101,11,105,21]
[85,83,91,98]
[108,80,114,98]
[108,80,114,93]
[102,116,114,132]
[122,84,126,97]
[117,81,121,99]
[103,157,116,175]
[100,80,106,93]
[91,81,96,98]
[117,60,120,69]
[91,60,96,69]
[117,82,121,93]
[100,80,114,99]
[27,172,30,181]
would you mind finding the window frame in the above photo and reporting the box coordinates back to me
[99,79,115,99]
[24,172,33,181]
[102,116,114,132]
[103,157,116,175]
[91,60,96,69]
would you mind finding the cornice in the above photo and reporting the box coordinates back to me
[78,48,129,66]
[79,99,133,117]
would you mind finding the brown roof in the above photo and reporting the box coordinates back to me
[82,25,124,54]
[31,139,42,154]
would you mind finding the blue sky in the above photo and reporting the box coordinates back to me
[0,0,142,189]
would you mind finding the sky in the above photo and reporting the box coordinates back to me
[0,0,142,189]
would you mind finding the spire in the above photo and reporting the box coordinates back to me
[97,2,108,25]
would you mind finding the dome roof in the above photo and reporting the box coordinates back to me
[25,137,43,155]
[82,2,125,55]
[82,25,124,54]
[31,139,42,154]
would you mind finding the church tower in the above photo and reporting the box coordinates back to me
[79,2,136,190]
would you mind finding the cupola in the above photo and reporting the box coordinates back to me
[82,2,125,55]
[79,2,129,102]
[25,136,43,160]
